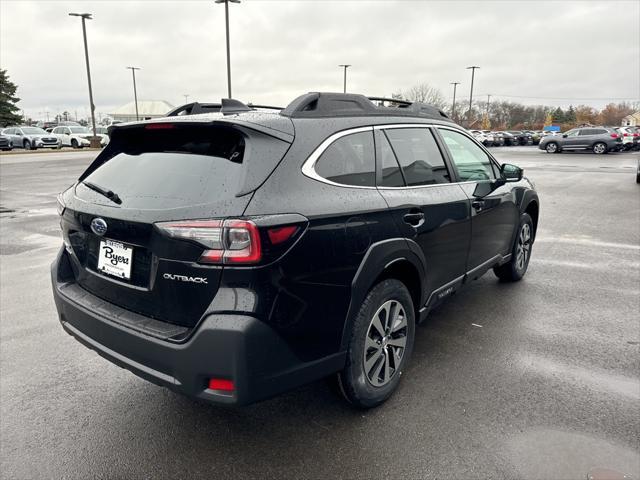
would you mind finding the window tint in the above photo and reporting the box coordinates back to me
[315,131,375,187]
[565,130,579,137]
[384,128,450,186]
[378,133,404,187]
[438,128,496,182]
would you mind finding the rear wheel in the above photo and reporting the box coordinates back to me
[336,279,415,408]
[592,142,607,154]
[494,213,534,282]
[545,142,559,153]
[71,139,78,149]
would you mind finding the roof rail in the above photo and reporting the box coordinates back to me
[280,92,451,121]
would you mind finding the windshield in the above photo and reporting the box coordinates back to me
[69,127,89,134]
[22,127,47,134]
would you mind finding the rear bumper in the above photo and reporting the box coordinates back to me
[51,248,345,405]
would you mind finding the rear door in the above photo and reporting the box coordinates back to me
[435,126,519,275]
[375,126,470,300]
[61,122,292,328]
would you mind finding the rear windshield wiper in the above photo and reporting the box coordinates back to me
[81,181,122,205]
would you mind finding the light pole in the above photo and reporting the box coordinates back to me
[215,0,241,99]
[183,94,190,104]
[126,66,140,121]
[466,66,480,126]
[450,82,460,121]
[338,64,351,93]
[69,12,100,148]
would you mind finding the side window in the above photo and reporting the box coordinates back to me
[315,131,375,187]
[384,128,450,186]
[579,129,594,136]
[4,128,13,135]
[438,128,496,182]
[52,127,61,134]
[378,133,405,187]
[565,129,580,137]
[64,128,71,135]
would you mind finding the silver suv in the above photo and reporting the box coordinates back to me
[539,127,623,154]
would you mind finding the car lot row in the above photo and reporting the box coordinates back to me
[470,126,640,153]
[0,123,109,151]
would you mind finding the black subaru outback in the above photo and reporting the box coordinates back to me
[51,93,539,408]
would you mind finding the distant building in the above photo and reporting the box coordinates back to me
[109,100,174,123]
[621,112,640,126]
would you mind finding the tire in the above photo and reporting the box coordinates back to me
[545,142,559,153]
[71,139,78,149]
[335,279,415,408]
[592,142,607,154]
[494,213,534,282]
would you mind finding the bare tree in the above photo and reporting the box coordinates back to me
[396,83,447,109]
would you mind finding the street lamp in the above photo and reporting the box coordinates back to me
[69,12,100,148]
[450,82,460,121]
[466,66,480,126]
[215,0,241,99]
[338,64,351,93]
[126,66,140,121]
[183,94,190,104]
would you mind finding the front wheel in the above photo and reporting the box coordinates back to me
[592,142,607,154]
[335,279,415,408]
[545,142,559,153]
[494,213,534,282]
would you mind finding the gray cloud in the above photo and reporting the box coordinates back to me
[1,0,639,120]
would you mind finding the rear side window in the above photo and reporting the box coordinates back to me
[315,131,375,187]
[378,134,404,187]
[384,128,450,186]
[78,125,290,208]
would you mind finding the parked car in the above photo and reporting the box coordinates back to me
[507,131,530,146]
[523,130,541,145]
[539,127,623,154]
[481,130,498,146]
[52,93,540,408]
[470,129,491,146]
[0,133,13,151]
[489,131,505,146]
[495,131,518,146]
[51,126,108,148]
[1,126,60,150]
[616,126,639,151]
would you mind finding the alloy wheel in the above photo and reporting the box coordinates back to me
[516,223,532,272]
[593,143,606,154]
[363,299,408,387]
[546,143,557,153]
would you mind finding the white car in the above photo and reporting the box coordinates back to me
[51,126,108,148]
[470,130,491,146]
[1,126,61,150]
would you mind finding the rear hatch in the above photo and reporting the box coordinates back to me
[60,119,292,328]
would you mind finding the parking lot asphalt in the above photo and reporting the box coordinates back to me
[1,148,639,479]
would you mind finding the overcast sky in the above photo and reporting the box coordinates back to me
[1,0,639,121]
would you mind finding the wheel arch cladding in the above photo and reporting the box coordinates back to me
[339,239,425,351]
[524,199,539,239]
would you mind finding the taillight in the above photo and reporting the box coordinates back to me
[623,133,629,136]
[633,133,639,137]
[156,219,262,265]
[267,225,298,245]
[610,133,619,138]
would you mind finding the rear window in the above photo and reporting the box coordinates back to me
[78,124,289,208]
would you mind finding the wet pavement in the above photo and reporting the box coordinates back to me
[1,148,639,479]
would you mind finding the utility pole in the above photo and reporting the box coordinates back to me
[69,12,100,148]
[183,94,190,104]
[215,0,241,99]
[126,67,140,121]
[338,64,351,93]
[450,82,460,121]
[466,66,480,126]
[486,94,491,119]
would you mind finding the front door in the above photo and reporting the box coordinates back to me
[435,127,519,275]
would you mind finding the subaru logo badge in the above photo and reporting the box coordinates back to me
[91,218,108,236]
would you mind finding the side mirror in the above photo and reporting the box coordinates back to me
[562,134,568,138]
[501,163,523,182]
[16,131,23,136]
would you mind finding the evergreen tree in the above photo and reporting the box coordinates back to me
[565,105,576,124]
[0,69,22,127]
[552,107,565,124]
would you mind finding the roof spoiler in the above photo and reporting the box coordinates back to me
[166,99,283,117]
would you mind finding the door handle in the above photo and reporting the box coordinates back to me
[403,210,425,227]
[472,200,485,211]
